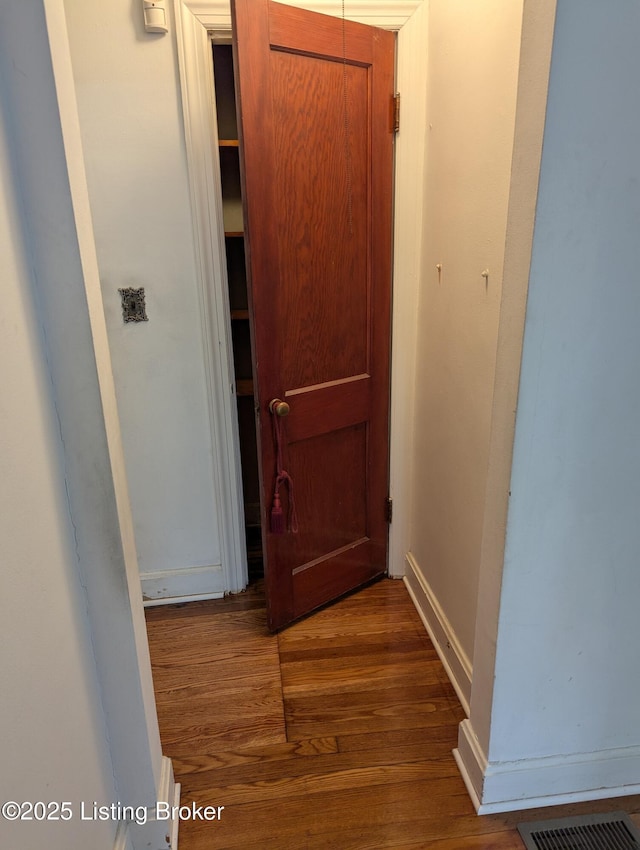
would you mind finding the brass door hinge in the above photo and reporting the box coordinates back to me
[393,93,400,133]
[385,496,393,524]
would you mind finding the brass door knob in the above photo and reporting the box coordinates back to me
[269,398,290,417]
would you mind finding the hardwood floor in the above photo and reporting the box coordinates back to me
[145,578,640,849]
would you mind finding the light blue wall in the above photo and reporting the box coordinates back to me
[0,5,170,847]
[0,9,117,848]
[492,0,640,763]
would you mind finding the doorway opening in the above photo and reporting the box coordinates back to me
[212,37,264,583]
[208,1,395,630]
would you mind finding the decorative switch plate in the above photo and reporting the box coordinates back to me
[119,287,148,323]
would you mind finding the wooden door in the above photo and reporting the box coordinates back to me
[231,0,395,630]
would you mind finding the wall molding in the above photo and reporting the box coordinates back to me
[113,757,180,849]
[455,718,640,815]
[113,819,130,850]
[403,553,472,715]
[454,718,487,813]
[141,564,226,604]
[180,0,422,31]
[173,0,249,594]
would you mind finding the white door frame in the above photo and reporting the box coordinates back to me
[173,0,424,593]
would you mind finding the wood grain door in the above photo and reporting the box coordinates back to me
[231,0,395,631]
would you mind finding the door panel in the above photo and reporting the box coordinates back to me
[231,0,395,630]
[286,424,368,561]
[272,52,369,390]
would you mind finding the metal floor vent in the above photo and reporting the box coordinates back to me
[518,811,640,850]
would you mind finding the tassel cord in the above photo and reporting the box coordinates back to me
[271,410,298,534]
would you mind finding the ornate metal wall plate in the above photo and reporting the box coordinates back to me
[119,287,148,323]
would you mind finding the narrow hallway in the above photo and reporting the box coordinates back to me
[145,580,640,849]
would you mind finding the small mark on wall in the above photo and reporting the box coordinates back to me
[119,287,148,323]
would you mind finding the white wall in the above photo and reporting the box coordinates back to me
[63,0,223,597]
[0,2,174,846]
[458,0,640,813]
[0,19,117,850]
[405,0,524,699]
[0,104,118,850]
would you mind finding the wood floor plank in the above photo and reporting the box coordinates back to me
[277,606,422,642]
[149,645,279,679]
[156,692,285,731]
[146,595,287,756]
[157,720,287,756]
[149,630,277,667]
[179,743,461,796]
[175,782,481,850]
[284,688,457,740]
[281,661,444,696]
[410,831,526,850]
[146,577,640,850]
[278,632,437,663]
[336,723,458,754]
[151,660,280,696]
[281,652,443,694]
[276,608,422,639]
[153,671,279,704]
[177,786,640,850]
[278,631,430,662]
[181,759,463,807]
[171,737,338,775]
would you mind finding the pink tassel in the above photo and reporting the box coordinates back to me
[270,491,285,534]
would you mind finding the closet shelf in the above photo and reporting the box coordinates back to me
[219,139,239,147]
[231,309,249,320]
[222,196,243,234]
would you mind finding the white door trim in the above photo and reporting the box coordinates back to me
[177,0,421,31]
[173,0,248,593]
[173,0,422,594]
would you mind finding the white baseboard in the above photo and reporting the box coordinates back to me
[113,818,132,850]
[403,553,472,715]
[113,757,180,849]
[455,717,640,815]
[141,563,226,604]
[454,718,488,812]
[170,781,181,850]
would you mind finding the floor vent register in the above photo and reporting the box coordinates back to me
[518,811,640,850]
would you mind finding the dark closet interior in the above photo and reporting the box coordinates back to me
[212,41,263,581]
